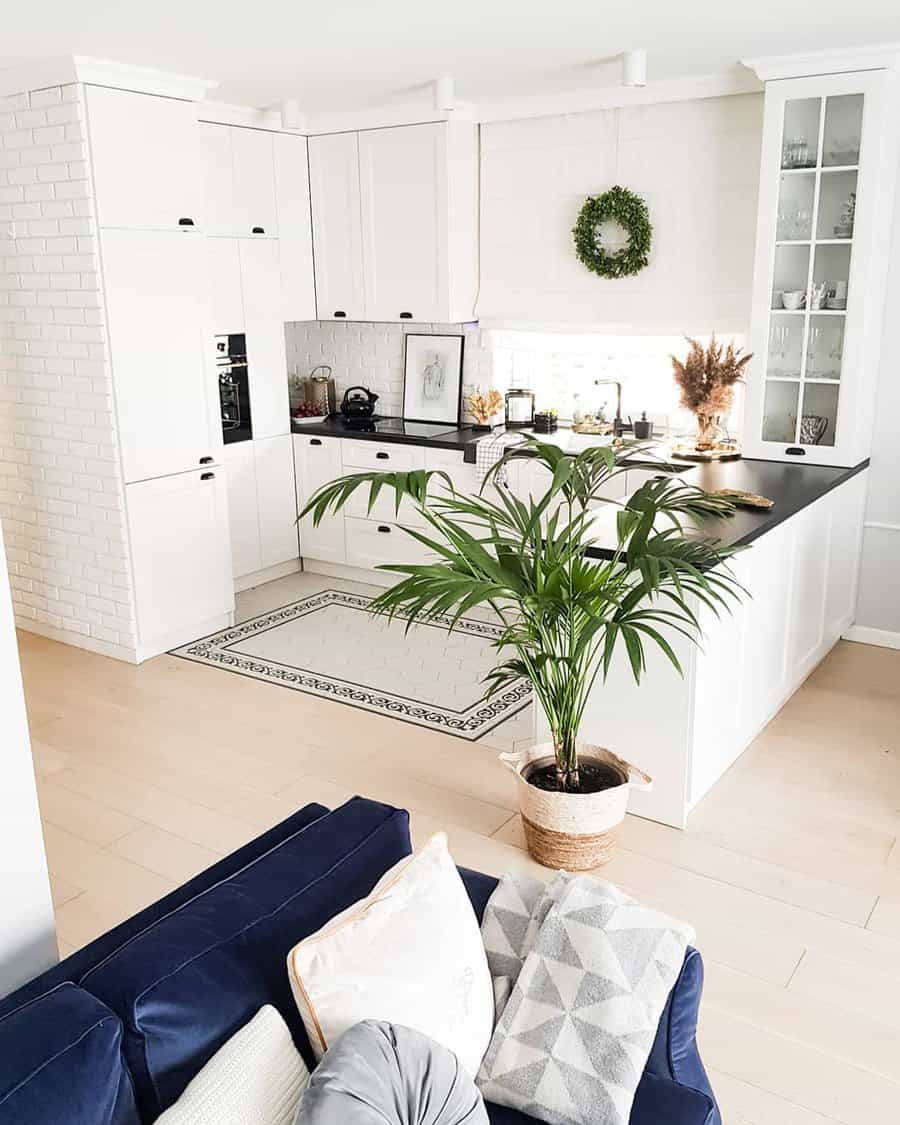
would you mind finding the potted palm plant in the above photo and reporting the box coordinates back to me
[301,439,743,869]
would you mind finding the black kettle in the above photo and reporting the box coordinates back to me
[340,385,379,420]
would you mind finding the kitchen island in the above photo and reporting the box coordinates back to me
[293,421,869,828]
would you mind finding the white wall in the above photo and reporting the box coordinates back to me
[0,518,56,998]
[477,94,763,334]
[0,84,138,661]
[851,147,900,644]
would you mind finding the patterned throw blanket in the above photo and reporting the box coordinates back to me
[477,872,695,1125]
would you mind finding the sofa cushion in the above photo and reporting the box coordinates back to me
[82,797,411,1121]
[0,982,139,1125]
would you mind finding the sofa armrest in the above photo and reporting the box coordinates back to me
[630,1072,718,1125]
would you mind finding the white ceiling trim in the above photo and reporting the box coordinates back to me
[744,44,900,81]
[0,55,218,100]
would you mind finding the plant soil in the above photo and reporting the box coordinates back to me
[525,760,626,794]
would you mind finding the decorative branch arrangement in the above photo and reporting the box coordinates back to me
[671,336,753,448]
[466,387,504,426]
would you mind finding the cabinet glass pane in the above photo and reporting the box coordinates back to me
[781,98,821,169]
[762,380,800,443]
[767,313,804,377]
[811,242,851,307]
[823,94,863,167]
[772,244,810,309]
[800,382,838,446]
[817,169,857,240]
[805,315,844,380]
[777,172,815,241]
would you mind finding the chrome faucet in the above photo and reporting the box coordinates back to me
[593,379,624,436]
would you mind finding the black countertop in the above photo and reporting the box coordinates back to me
[289,416,868,556]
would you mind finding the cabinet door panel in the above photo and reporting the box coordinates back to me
[294,435,346,563]
[308,133,365,319]
[207,237,244,333]
[231,128,279,237]
[358,123,448,322]
[274,133,317,320]
[126,469,233,657]
[255,435,300,569]
[345,517,433,570]
[200,123,237,236]
[87,86,204,232]
[223,441,261,579]
[101,230,218,482]
[239,239,289,439]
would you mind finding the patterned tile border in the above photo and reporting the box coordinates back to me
[170,589,532,741]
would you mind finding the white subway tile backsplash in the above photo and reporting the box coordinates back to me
[0,83,137,656]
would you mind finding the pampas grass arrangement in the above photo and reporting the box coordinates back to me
[672,336,752,448]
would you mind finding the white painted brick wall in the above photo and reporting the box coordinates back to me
[284,320,493,422]
[0,84,137,658]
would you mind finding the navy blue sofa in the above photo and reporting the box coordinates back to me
[0,798,720,1124]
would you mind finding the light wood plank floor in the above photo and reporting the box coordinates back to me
[16,594,900,1124]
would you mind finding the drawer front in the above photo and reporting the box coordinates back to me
[341,439,427,472]
[346,487,429,527]
[345,516,433,571]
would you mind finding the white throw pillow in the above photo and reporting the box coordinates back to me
[287,832,494,1077]
[155,1005,309,1125]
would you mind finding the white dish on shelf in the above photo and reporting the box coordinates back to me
[825,297,847,310]
[292,415,329,424]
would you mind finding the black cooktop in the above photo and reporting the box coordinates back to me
[341,416,460,438]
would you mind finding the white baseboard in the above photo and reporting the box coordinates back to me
[234,558,301,594]
[842,624,900,651]
[301,558,396,588]
[15,617,139,663]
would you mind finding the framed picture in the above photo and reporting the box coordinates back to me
[402,333,464,425]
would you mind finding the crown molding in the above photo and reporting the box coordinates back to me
[197,100,307,133]
[0,55,218,101]
[743,44,900,81]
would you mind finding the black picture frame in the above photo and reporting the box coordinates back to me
[401,333,465,426]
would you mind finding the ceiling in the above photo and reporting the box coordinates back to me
[3,1,900,113]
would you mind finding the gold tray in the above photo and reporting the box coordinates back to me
[670,443,742,463]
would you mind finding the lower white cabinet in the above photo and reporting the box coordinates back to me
[293,434,347,564]
[224,436,299,580]
[126,468,234,658]
[239,239,290,439]
[344,517,432,570]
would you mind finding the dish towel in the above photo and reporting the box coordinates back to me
[477,871,695,1125]
[474,432,526,487]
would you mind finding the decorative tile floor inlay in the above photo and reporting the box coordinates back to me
[171,589,532,740]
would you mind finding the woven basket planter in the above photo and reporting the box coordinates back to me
[500,743,652,870]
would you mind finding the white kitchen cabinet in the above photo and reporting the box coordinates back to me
[126,468,234,659]
[359,123,448,322]
[255,435,300,569]
[309,122,478,323]
[231,128,279,237]
[206,237,244,333]
[223,442,262,578]
[344,517,433,571]
[308,132,366,319]
[86,86,204,232]
[200,122,237,236]
[101,229,219,483]
[239,239,290,439]
[742,67,899,466]
[273,133,317,321]
[293,434,346,564]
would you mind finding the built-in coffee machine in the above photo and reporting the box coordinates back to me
[214,334,252,444]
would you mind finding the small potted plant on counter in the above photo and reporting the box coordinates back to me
[300,439,743,870]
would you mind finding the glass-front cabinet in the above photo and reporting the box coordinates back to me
[743,68,898,466]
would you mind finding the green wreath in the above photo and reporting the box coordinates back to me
[572,185,652,279]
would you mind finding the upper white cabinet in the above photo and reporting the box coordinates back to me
[274,133,317,321]
[200,123,278,237]
[101,229,220,483]
[308,132,366,320]
[308,121,478,323]
[743,68,900,466]
[358,124,448,322]
[86,87,204,232]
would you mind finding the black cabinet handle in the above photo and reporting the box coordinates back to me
[201,472,215,481]
[178,217,195,227]
[310,438,322,446]
[399,311,413,319]
[333,310,346,318]
[785,446,807,456]
[252,226,265,234]
[376,451,389,459]
[377,525,391,533]
[199,455,214,465]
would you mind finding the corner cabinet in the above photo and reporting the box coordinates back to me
[308,121,479,323]
[742,67,900,466]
